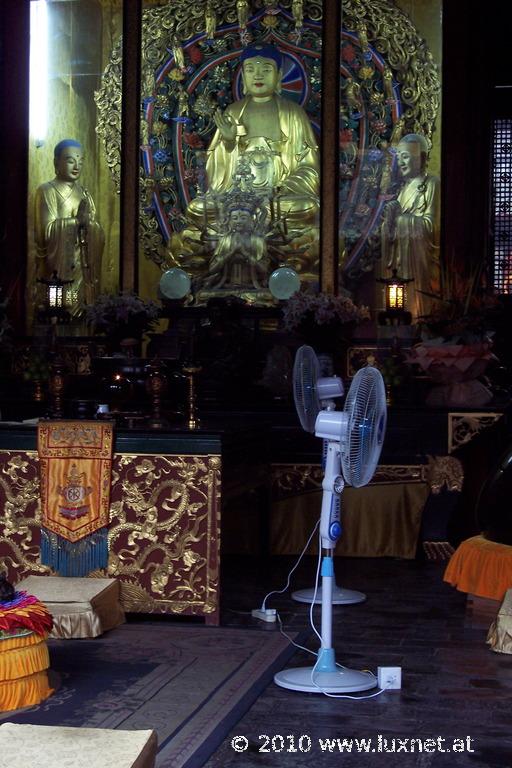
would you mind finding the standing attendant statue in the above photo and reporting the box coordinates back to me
[34,139,105,318]
[380,133,440,320]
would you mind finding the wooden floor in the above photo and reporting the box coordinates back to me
[204,554,512,768]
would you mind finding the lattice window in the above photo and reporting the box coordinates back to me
[491,119,512,294]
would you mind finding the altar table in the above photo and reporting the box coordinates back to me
[0,421,267,626]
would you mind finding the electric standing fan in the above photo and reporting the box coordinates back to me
[275,362,387,693]
[291,346,366,606]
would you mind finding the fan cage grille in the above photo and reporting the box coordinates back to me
[293,346,321,433]
[341,367,387,487]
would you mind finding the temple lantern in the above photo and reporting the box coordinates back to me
[377,269,413,325]
[37,271,72,323]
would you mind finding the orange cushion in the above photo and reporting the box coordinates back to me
[0,670,53,712]
[444,534,512,601]
[0,632,53,712]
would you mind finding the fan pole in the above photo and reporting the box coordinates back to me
[292,442,366,606]
[275,443,377,694]
[317,552,335,672]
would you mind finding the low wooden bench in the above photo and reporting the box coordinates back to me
[17,577,125,639]
[0,723,157,768]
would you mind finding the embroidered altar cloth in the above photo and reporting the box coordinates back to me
[37,421,114,576]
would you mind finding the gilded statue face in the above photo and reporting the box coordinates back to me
[228,209,253,232]
[242,57,280,99]
[396,142,422,179]
[55,148,84,182]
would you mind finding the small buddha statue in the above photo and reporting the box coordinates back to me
[292,0,304,29]
[356,20,369,52]
[237,0,250,30]
[171,35,185,70]
[344,76,363,114]
[205,2,217,40]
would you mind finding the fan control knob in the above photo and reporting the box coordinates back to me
[329,521,342,541]
[333,476,344,494]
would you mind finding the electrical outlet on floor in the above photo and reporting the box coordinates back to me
[377,666,402,690]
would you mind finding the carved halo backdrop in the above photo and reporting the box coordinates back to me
[95,0,440,297]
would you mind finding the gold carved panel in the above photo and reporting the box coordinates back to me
[271,457,463,497]
[271,462,427,500]
[448,412,504,455]
[0,451,221,624]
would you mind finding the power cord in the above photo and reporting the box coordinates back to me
[251,518,320,622]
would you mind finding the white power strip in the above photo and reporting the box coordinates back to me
[377,666,402,690]
[251,608,277,623]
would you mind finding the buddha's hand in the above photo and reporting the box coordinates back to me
[383,200,401,230]
[383,200,401,221]
[76,198,91,227]
[213,108,237,143]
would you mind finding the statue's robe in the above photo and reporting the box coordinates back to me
[34,178,105,316]
[186,94,320,231]
[381,173,440,319]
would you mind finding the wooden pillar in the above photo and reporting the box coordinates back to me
[0,0,30,333]
[319,0,341,294]
[119,0,142,293]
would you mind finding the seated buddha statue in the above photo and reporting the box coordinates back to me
[175,44,320,277]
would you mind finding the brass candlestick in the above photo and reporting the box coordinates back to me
[182,364,201,430]
[145,360,168,429]
[32,379,45,403]
[48,360,67,418]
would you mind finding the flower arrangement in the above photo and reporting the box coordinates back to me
[282,290,370,332]
[405,255,501,407]
[417,254,501,344]
[85,293,160,339]
[281,290,370,354]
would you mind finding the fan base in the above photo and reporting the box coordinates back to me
[292,585,366,605]
[274,666,377,693]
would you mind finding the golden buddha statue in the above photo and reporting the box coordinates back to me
[176,44,320,277]
[34,140,105,317]
[380,133,440,319]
